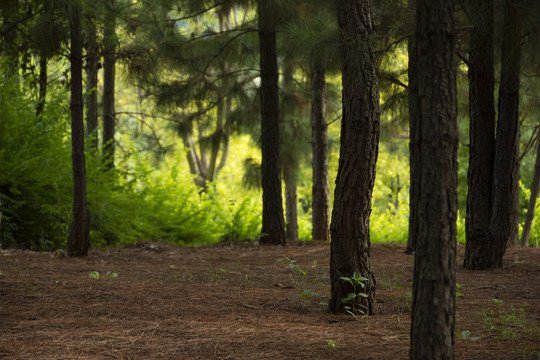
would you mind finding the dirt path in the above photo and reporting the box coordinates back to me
[1,242,538,359]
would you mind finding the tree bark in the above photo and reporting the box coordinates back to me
[103,0,116,169]
[67,0,90,257]
[409,0,457,358]
[406,33,419,255]
[258,0,286,245]
[329,0,380,315]
[463,0,496,269]
[36,56,48,117]
[311,58,330,243]
[485,0,522,265]
[283,165,299,243]
[520,136,540,246]
[85,3,99,150]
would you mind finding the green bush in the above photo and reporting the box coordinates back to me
[0,79,72,249]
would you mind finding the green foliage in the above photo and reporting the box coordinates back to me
[278,257,307,277]
[89,271,118,280]
[482,299,539,343]
[0,70,263,250]
[340,271,369,318]
[326,339,338,349]
[370,146,409,244]
[0,77,72,249]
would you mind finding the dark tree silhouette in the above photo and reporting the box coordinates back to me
[329,0,379,315]
[85,2,99,150]
[103,0,117,169]
[258,0,286,245]
[463,0,496,269]
[311,54,330,243]
[409,0,458,357]
[486,0,522,263]
[67,0,90,257]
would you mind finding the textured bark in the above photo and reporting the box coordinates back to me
[311,59,330,242]
[406,35,418,255]
[103,0,116,169]
[329,0,379,315]
[409,0,457,358]
[85,4,99,150]
[283,166,299,243]
[67,1,90,258]
[487,1,522,259]
[258,0,286,245]
[520,138,540,246]
[463,0,496,269]
[36,57,48,117]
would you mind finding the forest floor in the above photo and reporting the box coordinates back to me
[0,241,538,359]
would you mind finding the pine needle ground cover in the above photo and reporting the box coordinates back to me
[0,242,538,359]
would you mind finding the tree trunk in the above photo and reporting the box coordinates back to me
[103,0,116,169]
[310,58,330,243]
[463,0,496,269]
[258,0,286,245]
[406,34,419,255]
[36,56,48,117]
[410,0,457,358]
[485,1,522,265]
[329,0,380,315]
[85,4,99,150]
[283,165,299,243]
[520,136,540,246]
[67,0,90,257]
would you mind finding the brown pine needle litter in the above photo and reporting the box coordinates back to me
[1,242,538,359]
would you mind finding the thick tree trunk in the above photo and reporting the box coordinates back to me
[67,1,90,257]
[463,0,496,269]
[258,0,286,245]
[521,137,540,246]
[409,0,457,358]
[36,57,48,117]
[406,35,418,255]
[85,4,99,150]
[103,0,116,169]
[485,1,522,265]
[329,0,379,315]
[310,59,330,243]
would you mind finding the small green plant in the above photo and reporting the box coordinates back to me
[295,289,328,307]
[326,339,338,349]
[461,330,481,341]
[456,283,465,299]
[278,256,309,288]
[278,257,307,276]
[482,299,538,342]
[89,271,118,280]
[340,271,369,319]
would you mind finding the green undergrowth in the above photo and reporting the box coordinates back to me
[1,75,538,250]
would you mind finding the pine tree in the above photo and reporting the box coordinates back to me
[409,0,457,356]
[67,0,90,257]
[329,0,380,315]
[463,0,497,269]
[103,0,117,169]
[258,0,286,245]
